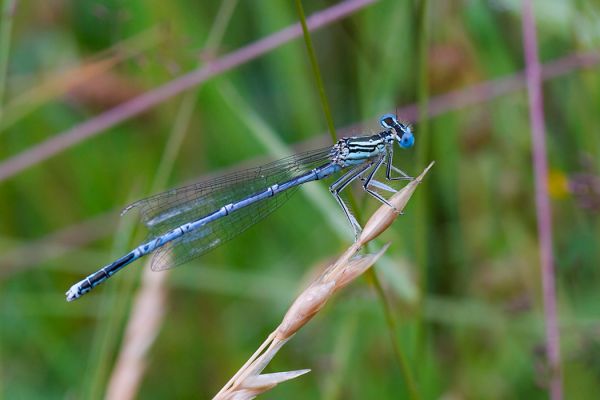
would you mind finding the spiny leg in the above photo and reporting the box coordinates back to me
[362,147,411,192]
[330,162,374,238]
[385,146,413,181]
[361,156,398,210]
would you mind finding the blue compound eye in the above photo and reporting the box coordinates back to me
[400,134,414,149]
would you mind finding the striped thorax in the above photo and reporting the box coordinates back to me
[332,133,388,167]
[332,114,414,168]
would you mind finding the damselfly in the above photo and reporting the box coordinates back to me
[66,114,415,301]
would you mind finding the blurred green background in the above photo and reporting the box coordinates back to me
[1,0,600,398]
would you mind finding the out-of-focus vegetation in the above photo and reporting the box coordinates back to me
[1,0,600,399]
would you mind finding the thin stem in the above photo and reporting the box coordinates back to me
[295,0,338,142]
[414,0,430,361]
[203,0,238,52]
[367,268,420,400]
[151,92,197,193]
[416,0,430,170]
[293,0,365,224]
[0,0,17,122]
[521,1,563,398]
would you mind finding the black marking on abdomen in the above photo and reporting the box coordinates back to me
[106,252,135,275]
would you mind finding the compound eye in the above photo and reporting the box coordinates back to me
[400,134,415,149]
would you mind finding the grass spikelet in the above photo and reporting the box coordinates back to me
[358,161,435,245]
[213,162,434,399]
[218,370,311,400]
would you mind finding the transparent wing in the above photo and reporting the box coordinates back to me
[150,183,299,271]
[122,147,335,271]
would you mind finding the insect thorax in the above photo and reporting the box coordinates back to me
[332,132,389,167]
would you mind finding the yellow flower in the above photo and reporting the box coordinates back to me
[548,170,570,199]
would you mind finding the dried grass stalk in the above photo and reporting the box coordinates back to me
[104,259,168,400]
[213,162,434,399]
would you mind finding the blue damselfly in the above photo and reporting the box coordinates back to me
[66,114,415,301]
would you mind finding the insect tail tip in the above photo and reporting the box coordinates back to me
[65,286,80,302]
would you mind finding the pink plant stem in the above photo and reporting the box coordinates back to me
[396,51,600,123]
[521,1,562,398]
[0,0,376,183]
[0,41,596,186]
